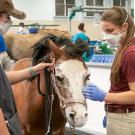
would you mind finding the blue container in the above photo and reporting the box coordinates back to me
[29,28,38,34]
[88,40,101,59]
[89,40,101,46]
[91,54,114,63]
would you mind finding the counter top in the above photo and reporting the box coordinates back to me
[86,62,112,68]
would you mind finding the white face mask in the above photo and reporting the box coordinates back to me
[102,32,122,46]
[0,20,12,34]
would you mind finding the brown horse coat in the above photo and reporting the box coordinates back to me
[4,29,71,61]
[12,58,66,135]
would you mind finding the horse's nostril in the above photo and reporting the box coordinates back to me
[85,113,88,118]
[70,114,74,120]
[69,112,76,120]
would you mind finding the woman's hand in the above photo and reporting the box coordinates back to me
[32,58,55,74]
[83,84,106,102]
[7,58,55,85]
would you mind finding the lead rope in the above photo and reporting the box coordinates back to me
[45,92,54,135]
[70,125,76,135]
[44,68,54,135]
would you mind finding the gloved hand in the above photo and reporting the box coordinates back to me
[102,115,107,128]
[83,84,106,102]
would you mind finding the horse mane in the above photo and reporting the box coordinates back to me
[32,34,89,65]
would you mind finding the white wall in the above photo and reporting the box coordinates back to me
[75,0,84,21]
[13,0,55,20]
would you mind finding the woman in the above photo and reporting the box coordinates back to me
[84,6,135,135]
[0,0,55,135]
[0,60,55,135]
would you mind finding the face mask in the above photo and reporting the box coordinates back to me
[0,20,12,34]
[102,32,122,46]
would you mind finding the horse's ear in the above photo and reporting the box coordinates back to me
[48,39,63,59]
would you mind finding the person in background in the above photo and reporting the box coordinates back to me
[0,0,55,135]
[71,23,90,43]
[17,22,27,34]
[83,6,135,135]
[71,23,90,62]
[0,12,13,70]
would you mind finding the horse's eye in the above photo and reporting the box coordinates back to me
[85,74,90,80]
[56,76,64,83]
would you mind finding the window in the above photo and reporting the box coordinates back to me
[113,0,126,7]
[95,0,104,6]
[55,0,75,16]
[55,0,65,16]
[86,0,94,6]
[86,0,103,6]
[85,0,104,16]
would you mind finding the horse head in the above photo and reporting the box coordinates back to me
[32,34,89,127]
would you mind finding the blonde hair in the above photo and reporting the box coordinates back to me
[101,6,135,85]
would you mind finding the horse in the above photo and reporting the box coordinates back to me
[4,29,72,61]
[11,34,90,135]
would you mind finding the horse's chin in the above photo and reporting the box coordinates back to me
[68,119,87,127]
[65,104,88,127]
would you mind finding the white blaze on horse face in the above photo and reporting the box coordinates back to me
[55,59,88,127]
[56,59,87,100]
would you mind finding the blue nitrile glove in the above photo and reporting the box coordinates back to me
[83,84,106,102]
[102,115,107,128]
